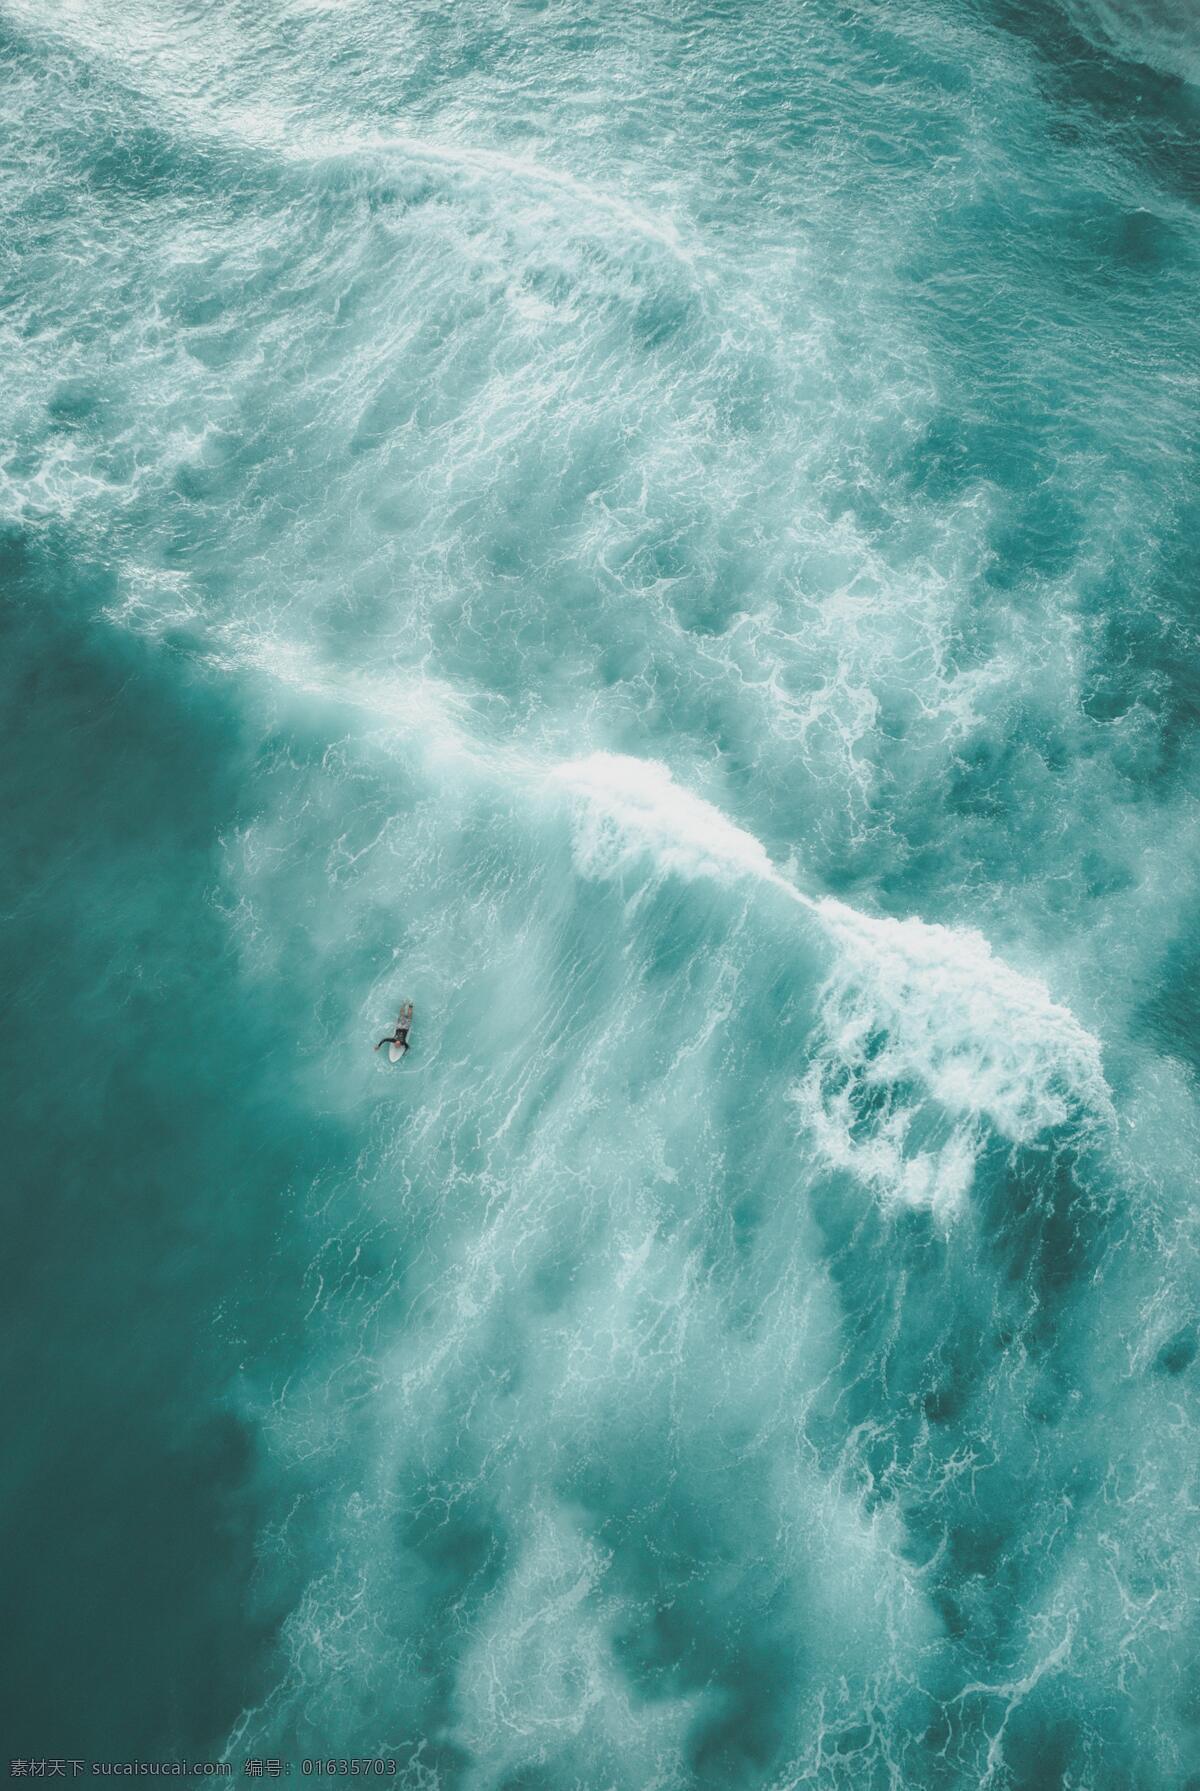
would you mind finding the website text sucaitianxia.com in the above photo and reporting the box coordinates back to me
[10,1764,402,1778]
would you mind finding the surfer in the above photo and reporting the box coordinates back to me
[375,1001,413,1056]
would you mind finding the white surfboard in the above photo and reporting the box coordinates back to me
[388,1042,404,1063]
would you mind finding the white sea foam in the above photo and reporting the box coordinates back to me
[551,752,786,889]
[553,751,1112,1218]
[800,899,1113,1221]
[301,130,695,261]
[105,582,499,775]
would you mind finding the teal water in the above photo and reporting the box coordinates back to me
[2,0,1199,1783]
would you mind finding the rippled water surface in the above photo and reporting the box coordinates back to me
[3,1,1200,1784]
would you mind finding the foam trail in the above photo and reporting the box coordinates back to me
[297,130,695,260]
[102,586,520,780]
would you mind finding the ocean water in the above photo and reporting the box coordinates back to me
[2,0,1199,1784]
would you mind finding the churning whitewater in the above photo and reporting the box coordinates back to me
[2,0,1199,1785]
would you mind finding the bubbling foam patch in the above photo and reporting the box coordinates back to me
[553,752,1112,1220]
[800,899,1113,1222]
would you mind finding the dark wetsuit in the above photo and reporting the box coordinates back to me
[376,1004,413,1054]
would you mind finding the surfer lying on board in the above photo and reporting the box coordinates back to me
[375,1001,413,1056]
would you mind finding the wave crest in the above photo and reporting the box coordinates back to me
[553,751,1112,1219]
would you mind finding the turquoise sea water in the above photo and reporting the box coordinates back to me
[3,0,1200,1783]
